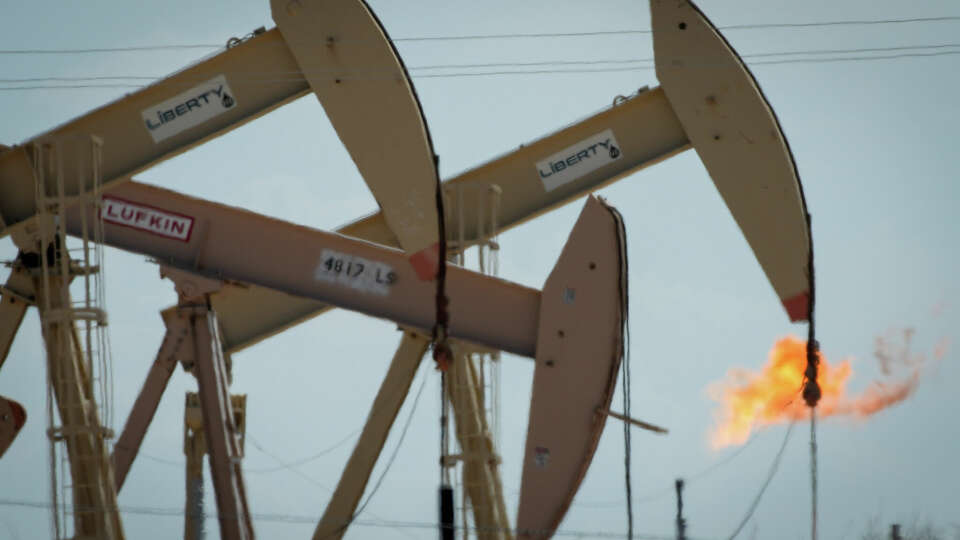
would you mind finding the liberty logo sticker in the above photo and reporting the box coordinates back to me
[535,129,623,192]
[141,75,236,143]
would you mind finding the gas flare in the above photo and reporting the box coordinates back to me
[709,336,920,448]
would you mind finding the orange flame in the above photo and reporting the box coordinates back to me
[710,336,920,448]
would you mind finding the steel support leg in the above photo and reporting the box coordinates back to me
[111,308,186,491]
[188,305,254,540]
[313,330,430,540]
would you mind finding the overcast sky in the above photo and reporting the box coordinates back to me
[1,1,958,539]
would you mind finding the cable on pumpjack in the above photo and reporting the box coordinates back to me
[802,212,820,540]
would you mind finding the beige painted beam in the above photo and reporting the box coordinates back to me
[313,330,429,540]
[0,29,309,236]
[66,183,542,357]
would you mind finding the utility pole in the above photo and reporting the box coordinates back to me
[675,479,687,540]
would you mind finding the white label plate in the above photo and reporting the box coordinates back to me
[535,129,623,192]
[314,249,396,296]
[102,197,195,241]
[141,75,237,143]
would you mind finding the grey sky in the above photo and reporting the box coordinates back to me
[1,1,958,538]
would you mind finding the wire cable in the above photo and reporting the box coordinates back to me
[2,14,959,54]
[247,435,335,494]
[245,427,361,473]
[810,409,819,540]
[2,40,959,87]
[392,15,960,41]
[315,365,431,540]
[724,421,796,540]
[1,47,958,92]
[352,367,429,520]
[0,496,701,539]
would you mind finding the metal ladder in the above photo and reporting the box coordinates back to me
[31,136,122,540]
[442,183,512,540]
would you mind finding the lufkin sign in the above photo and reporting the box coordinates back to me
[101,197,195,242]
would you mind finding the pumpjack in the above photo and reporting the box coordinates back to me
[0,1,811,538]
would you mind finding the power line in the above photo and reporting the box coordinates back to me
[717,14,960,31]
[0,44,222,55]
[0,37,942,83]
[0,46,957,92]
[724,421,796,540]
[572,421,766,510]
[0,497,695,539]
[247,435,335,494]
[245,427,361,473]
[2,39,960,84]
[393,15,960,42]
[1,14,959,54]
[352,364,430,520]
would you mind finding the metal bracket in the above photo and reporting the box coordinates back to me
[160,265,224,304]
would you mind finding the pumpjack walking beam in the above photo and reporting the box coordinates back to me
[70,182,542,356]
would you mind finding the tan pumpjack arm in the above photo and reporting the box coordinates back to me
[67,183,541,357]
[0,28,308,237]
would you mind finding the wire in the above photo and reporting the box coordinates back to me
[393,15,960,41]
[2,40,959,86]
[572,422,765,509]
[133,451,184,467]
[1,14,959,55]
[605,201,634,540]
[322,364,431,540]
[0,497,701,539]
[247,436,335,494]
[0,44,222,55]
[724,421,796,540]
[809,410,819,540]
[717,14,960,31]
[245,427,361,473]
[0,47,957,93]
